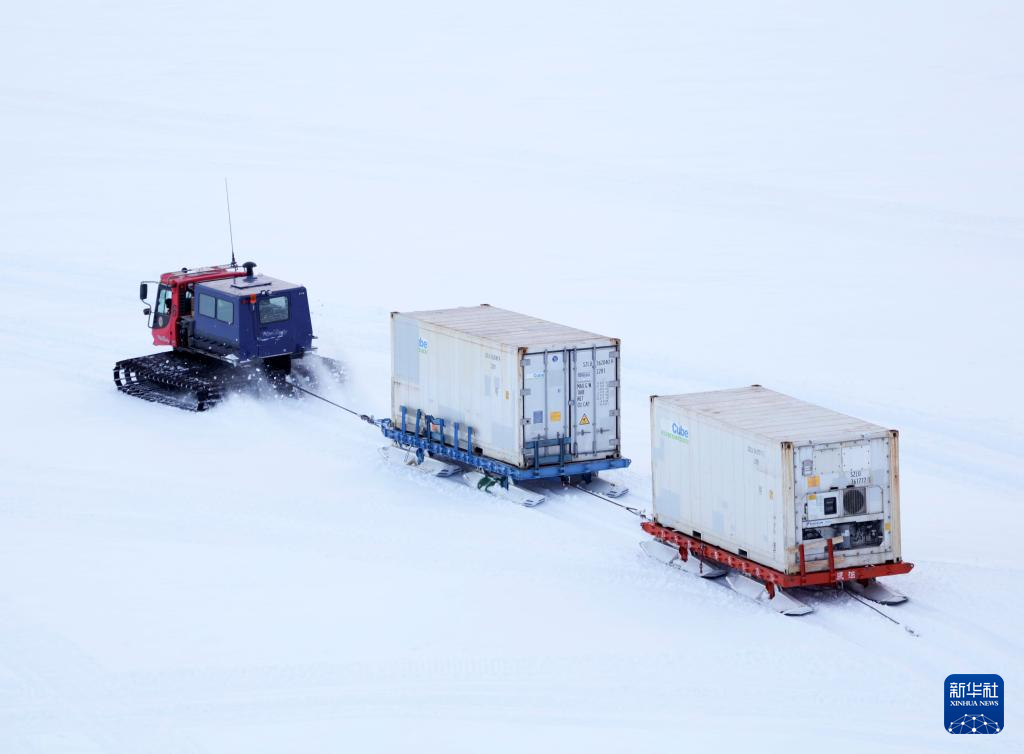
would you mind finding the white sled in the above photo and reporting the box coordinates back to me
[846,579,908,605]
[379,445,461,477]
[641,540,808,614]
[462,471,545,507]
[725,573,813,616]
[640,539,727,578]
[577,476,629,498]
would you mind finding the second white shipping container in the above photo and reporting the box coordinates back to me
[650,386,904,575]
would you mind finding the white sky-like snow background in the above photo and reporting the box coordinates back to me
[1,2,1022,752]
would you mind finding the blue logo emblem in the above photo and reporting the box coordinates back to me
[417,338,429,354]
[552,355,558,362]
[672,423,689,439]
[945,674,1002,733]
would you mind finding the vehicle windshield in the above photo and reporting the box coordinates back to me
[153,284,173,329]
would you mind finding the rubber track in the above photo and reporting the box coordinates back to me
[112,352,289,412]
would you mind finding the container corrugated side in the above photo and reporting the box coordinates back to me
[651,396,789,571]
[391,313,522,466]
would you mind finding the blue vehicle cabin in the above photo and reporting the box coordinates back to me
[191,274,314,363]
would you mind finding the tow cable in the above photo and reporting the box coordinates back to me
[843,586,920,637]
[573,483,649,519]
[292,381,647,517]
[290,383,377,425]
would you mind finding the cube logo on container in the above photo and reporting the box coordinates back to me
[945,674,1003,734]
[659,419,689,443]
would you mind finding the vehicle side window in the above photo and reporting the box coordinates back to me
[216,298,234,325]
[198,293,216,318]
[259,295,289,324]
[156,286,173,314]
[153,284,173,329]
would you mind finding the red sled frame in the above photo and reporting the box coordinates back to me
[641,521,913,599]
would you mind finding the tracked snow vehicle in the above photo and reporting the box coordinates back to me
[113,261,340,411]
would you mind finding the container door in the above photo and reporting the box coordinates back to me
[521,351,570,463]
[570,346,619,459]
[793,438,893,566]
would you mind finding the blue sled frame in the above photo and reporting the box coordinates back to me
[379,406,631,483]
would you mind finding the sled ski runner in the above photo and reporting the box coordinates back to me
[378,445,461,478]
[372,404,631,508]
[639,539,727,577]
[639,537,809,615]
[378,444,625,508]
[846,578,907,605]
[640,521,912,617]
[576,476,629,499]
[462,471,545,507]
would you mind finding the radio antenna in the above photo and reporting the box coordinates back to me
[224,178,237,269]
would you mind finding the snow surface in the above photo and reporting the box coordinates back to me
[2,1,1022,751]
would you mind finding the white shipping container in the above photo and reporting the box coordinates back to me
[391,305,623,469]
[650,386,904,575]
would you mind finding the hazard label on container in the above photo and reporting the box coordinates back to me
[579,414,590,425]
